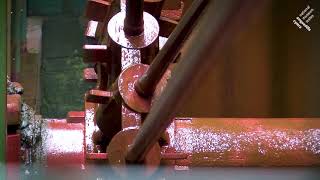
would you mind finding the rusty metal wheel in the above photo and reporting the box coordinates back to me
[107,127,161,176]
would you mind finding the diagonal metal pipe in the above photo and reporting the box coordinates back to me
[134,0,209,98]
[126,0,269,163]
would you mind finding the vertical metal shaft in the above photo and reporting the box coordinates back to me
[135,0,209,97]
[144,0,165,19]
[126,0,268,163]
[124,0,144,36]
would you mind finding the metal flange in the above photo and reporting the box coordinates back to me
[118,64,150,113]
[107,127,160,176]
[118,64,172,113]
[108,11,159,64]
[108,12,159,49]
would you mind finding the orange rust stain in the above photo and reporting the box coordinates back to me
[167,118,320,166]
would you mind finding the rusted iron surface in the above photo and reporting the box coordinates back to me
[144,0,165,19]
[7,134,21,180]
[85,0,112,22]
[85,20,99,38]
[119,43,144,130]
[182,0,194,15]
[85,89,113,104]
[118,63,172,113]
[107,127,161,175]
[7,78,24,95]
[119,64,151,113]
[85,151,187,161]
[162,0,181,10]
[161,6,183,21]
[67,111,85,124]
[135,0,208,98]
[41,119,85,168]
[96,100,122,145]
[125,0,267,164]
[108,12,159,49]
[83,45,111,63]
[7,134,21,162]
[159,17,178,37]
[151,64,173,105]
[167,118,320,166]
[85,101,99,154]
[83,68,98,82]
[124,0,144,36]
[86,152,108,160]
[160,151,188,160]
[96,63,109,90]
[121,105,141,129]
[7,94,21,125]
[121,48,141,70]
[38,117,320,168]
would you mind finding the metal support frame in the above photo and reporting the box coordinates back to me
[126,0,268,163]
[135,0,209,97]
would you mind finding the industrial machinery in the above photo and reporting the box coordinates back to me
[4,0,320,179]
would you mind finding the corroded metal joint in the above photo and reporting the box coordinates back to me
[134,74,155,98]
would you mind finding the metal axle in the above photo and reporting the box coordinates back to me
[124,0,144,36]
[134,0,209,97]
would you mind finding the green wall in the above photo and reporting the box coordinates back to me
[34,1,94,118]
[0,0,7,175]
[28,0,86,16]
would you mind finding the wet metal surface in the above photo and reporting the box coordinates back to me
[83,68,98,82]
[107,127,161,175]
[85,101,99,154]
[85,20,99,37]
[125,0,266,164]
[159,36,168,49]
[123,0,144,36]
[7,94,21,125]
[121,105,141,129]
[108,12,159,49]
[159,17,178,37]
[7,134,21,180]
[144,0,165,19]
[161,5,183,21]
[121,48,141,70]
[42,119,84,168]
[67,111,85,124]
[120,42,143,130]
[118,64,151,113]
[167,118,320,166]
[134,0,207,98]
[85,0,111,22]
[7,134,21,162]
[151,64,173,106]
[85,89,113,104]
[83,45,110,63]
[118,63,173,113]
